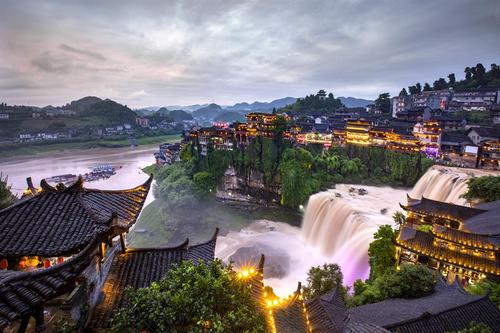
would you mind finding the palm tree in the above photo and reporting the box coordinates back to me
[392,211,406,228]
[0,173,16,210]
[327,155,342,172]
[340,159,359,176]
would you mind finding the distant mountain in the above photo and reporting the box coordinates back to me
[168,110,193,122]
[214,111,245,123]
[192,103,224,120]
[166,104,209,112]
[338,97,373,108]
[224,97,297,111]
[65,96,103,112]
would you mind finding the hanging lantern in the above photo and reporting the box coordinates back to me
[43,259,51,268]
[57,257,64,264]
[0,259,8,270]
[18,260,26,270]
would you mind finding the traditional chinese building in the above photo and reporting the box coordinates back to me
[0,176,151,332]
[396,196,500,284]
[246,113,278,138]
[196,127,235,156]
[0,176,219,332]
[345,120,371,145]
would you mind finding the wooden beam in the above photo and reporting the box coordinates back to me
[16,316,30,333]
[119,233,126,254]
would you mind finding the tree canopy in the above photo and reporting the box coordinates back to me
[0,174,16,210]
[302,263,347,300]
[461,176,500,203]
[112,260,267,333]
[367,225,397,281]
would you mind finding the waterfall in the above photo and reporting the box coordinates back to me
[410,168,467,204]
[300,166,495,284]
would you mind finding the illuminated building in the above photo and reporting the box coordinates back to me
[345,120,371,145]
[369,127,388,146]
[396,196,500,284]
[384,131,421,153]
[246,112,279,138]
[413,121,442,157]
[479,140,500,169]
[296,132,333,148]
[196,127,235,156]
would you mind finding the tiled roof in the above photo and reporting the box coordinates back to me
[401,197,486,223]
[397,226,500,276]
[347,278,486,329]
[0,176,152,258]
[89,229,218,330]
[273,292,308,333]
[305,290,346,333]
[0,239,98,330]
[463,200,500,235]
[388,296,500,333]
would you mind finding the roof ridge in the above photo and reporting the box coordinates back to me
[384,294,489,330]
[187,228,219,249]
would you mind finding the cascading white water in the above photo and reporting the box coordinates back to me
[216,166,496,296]
[409,165,496,204]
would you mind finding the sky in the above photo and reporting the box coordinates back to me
[0,0,499,108]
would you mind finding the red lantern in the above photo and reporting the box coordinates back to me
[43,259,51,268]
[57,257,64,264]
[0,259,7,270]
[18,260,26,269]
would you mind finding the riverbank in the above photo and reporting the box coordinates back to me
[0,133,181,159]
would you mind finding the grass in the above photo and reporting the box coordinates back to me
[142,164,159,177]
[127,200,172,247]
[0,134,181,158]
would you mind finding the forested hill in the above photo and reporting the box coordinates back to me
[278,93,344,116]
[402,63,500,95]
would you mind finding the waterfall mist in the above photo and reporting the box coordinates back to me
[216,166,493,296]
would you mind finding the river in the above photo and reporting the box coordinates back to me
[0,146,156,203]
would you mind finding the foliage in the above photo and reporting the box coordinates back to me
[446,321,493,333]
[374,93,391,114]
[112,260,267,333]
[350,264,435,306]
[0,174,16,210]
[467,280,500,308]
[461,176,500,203]
[278,148,318,207]
[193,171,216,198]
[278,92,343,116]
[154,163,197,209]
[417,224,433,232]
[406,63,500,94]
[367,225,397,281]
[303,263,347,300]
[392,211,406,226]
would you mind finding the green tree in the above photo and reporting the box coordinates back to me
[193,171,216,198]
[467,280,500,308]
[0,174,16,210]
[368,225,396,280]
[350,264,435,306]
[448,73,456,85]
[423,83,432,91]
[112,260,267,333]
[374,93,391,114]
[433,78,448,90]
[279,148,316,207]
[461,176,500,203]
[392,211,406,227]
[303,263,347,300]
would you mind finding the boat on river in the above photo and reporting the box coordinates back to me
[47,165,119,185]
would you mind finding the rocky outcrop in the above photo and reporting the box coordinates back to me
[216,166,280,204]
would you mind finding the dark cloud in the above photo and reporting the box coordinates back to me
[0,0,499,107]
[60,44,107,61]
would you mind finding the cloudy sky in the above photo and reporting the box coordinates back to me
[1,0,499,108]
